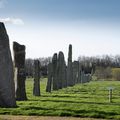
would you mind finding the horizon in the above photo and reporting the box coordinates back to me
[0,0,120,60]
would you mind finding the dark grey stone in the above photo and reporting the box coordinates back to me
[78,63,81,83]
[86,74,91,82]
[57,51,67,89]
[46,63,52,92]
[67,44,73,86]
[33,60,40,96]
[81,71,84,84]
[52,53,58,90]
[84,74,87,83]
[13,42,27,101]
[72,61,79,85]
[0,22,16,107]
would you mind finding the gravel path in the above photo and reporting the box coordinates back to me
[0,115,106,120]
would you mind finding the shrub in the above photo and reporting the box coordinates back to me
[94,67,112,80]
[112,68,120,81]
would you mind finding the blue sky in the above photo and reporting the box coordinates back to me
[0,0,120,60]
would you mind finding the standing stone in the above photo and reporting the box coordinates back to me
[63,65,67,88]
[65,65,67,87]
[0,22,16,107]
[72,61,79,85]
[57,51,67,89]
[85,74,88,83]
[84,74,87,83]
[67,44,73,86]
[13,42,27,101]
[33,60,40,96]
[46,63,53,92]
[86,74,91,82]
[52,53,58,90]
[78,63,81,83]
[81,71,84,84]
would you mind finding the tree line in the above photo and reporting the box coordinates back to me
[78,55,120,68]
[25,55,120,78]
[78,55,120,80]
[25,57,52,77]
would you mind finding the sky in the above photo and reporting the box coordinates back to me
[0,0,120,60]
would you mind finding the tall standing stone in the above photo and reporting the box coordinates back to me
[84,74,87,83]
[57,51,67,89]
[67,44,73,86]
[52,53,58,90]
[86,74,91,82]
[33,60,40,96]
[13,42,27,101]
[72,61,79,85]
[81,71,84,84]
[46,63,53,92]
[0,22,16,107]
[78,62,81,83]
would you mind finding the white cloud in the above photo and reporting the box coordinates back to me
[0,18,24,25]
[0,0,7,8]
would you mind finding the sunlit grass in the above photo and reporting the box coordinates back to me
[0,78,120,119]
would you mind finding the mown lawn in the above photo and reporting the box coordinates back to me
[0,78,120,119]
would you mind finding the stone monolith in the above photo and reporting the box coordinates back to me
[81,71,84,84]
[57,51,67,89]
[72,61,79,85]
[33,60,41,96]
[46,63,53,92]
[13,42,27,101]
[0,22,16,107]
[67,44,73,86]
[52,53,58,90]
[78,63,81,83]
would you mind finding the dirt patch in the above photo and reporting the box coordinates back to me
[0,115,106,120]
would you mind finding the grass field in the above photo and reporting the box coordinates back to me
[0,78,120,119]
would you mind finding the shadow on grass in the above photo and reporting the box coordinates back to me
[40,93,119,98]
[21,105,118,118]
[28,98,120,106]
[41,95,92,99]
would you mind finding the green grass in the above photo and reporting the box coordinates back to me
[1,78,120,119]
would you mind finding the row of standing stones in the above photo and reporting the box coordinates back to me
[0,22,28,107]
[46,45,91,92]
[0,22,91,108]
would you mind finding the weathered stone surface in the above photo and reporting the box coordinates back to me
[80,71,84,84]
[65,66,67,87]
[84,74,87,83]
[46,63,53,92]
[67,44,73,86]
[52,53,58,90]
[86,74,91,82]
[78,63,81,83]
[33,60,40,96]
[13,42,27,101]
[57,51,67,89]
[81,73,91,83]
[0,22,16,107]
[72,61,79,85]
